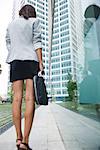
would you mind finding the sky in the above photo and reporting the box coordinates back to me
[81,0,100,15]
[0,0,100,97]
[0,0,13,97]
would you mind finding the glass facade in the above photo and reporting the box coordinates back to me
[79,4,100,104]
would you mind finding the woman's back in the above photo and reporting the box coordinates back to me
[6,17,41,63]
[9,17,36,45]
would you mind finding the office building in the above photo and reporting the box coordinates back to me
[50,0,84,100]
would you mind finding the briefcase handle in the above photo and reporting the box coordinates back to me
[38,70,45,77]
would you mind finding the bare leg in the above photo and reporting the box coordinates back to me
[12,80,24,144]
[20,79,35,149]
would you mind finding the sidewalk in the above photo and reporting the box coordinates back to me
[0,102,100,150]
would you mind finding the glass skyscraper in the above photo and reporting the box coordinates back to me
[12,0,84,101]
[50,0,84,100]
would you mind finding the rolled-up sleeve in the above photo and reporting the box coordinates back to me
[5,28,11,51]
[32,19,42,50]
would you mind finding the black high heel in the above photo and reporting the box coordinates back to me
[16,139,22,150]
[19,142,32,150]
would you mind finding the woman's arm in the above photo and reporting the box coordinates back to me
[32,19,44,72]
[36,48,44,72]
[36,48,42,64]
[32,19,42,51]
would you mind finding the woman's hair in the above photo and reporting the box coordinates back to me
[19,5,36,19]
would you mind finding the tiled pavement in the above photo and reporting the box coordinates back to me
[0,102,100,150]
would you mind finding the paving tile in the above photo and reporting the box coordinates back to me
[49,103,100,150]
[48,141,65,150]
[63,141,83,150]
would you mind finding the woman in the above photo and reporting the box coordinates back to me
[6,5,44,150]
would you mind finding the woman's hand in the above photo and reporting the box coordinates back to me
[39,62,45,74]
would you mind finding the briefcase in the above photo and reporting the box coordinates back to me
[33,72,48,105]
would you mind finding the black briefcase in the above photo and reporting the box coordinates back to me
[33,72,48,105]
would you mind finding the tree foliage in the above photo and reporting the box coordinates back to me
[67,73,78,110]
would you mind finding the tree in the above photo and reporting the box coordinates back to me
[67,73,78,110]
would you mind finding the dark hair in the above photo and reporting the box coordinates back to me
[19,5,36,19]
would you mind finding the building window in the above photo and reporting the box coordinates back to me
[27,0,36,6]
[62,89,67,94]
[52,51,59,57]
[52,58,60,63]
[37,4,44,10]
[52,40,59,45]
[52,83,60,88]
[60,4,68,11]
[62,68,72,74]
[62,75,67,80]
[61,55,71,61]
[46,49,49,52]
[62,82,67,87]
[60,25,69,32]
[52,70,60,75]
[59,0,67,6]
[62,61,71,67]
[55,4,58,8]
[53,34,59,39]
[54,8,58,13]
[54,13,58,18]
[52,63,60,69]
[56,90,61,94]
[60,20,69,26]
[54,18,59,23]
[52,76,60,81]
[61,48,70,54]
[61,31,69,37]
[61,36,69,43]
[61,42,70,48]
[60,14,68,21]
[54,24,59,28]
[52,46,59,51]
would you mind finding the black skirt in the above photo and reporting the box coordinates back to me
[10,60,39,82]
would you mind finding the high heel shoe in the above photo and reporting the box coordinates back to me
[19,142,32,150]
[16,139,22,150]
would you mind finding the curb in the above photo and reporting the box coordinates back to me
[0,121,13,135]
